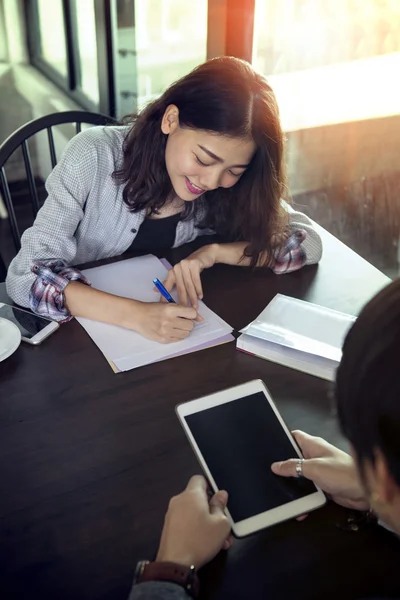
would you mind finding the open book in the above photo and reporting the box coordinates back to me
[237,294,356,381]
[77,255,233,372]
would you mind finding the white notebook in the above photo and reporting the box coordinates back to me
[77,255,233,372]
[236,294,356,381]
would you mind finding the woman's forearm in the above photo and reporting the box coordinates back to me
[63,281,198,343]
[214,242,268,267]
[214,242,248,265]
[64,281,141,329]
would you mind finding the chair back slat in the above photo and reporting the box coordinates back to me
[0,167,21,251]
[0,251,6,282]
[21,140,40,216]
[47,127,57,169]
[76,122,82,134]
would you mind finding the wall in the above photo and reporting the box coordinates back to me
[287,115,400,196]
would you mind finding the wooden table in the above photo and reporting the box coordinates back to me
[0,229,398,600]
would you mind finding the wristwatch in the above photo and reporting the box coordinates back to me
[133,560,200,598]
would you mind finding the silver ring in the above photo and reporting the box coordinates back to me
[295,458,304,478]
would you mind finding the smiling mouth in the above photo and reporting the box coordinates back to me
[185,177,205,195]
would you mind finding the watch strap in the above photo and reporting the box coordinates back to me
[134,560,199,598]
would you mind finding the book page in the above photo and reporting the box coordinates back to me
[241,294,356,362]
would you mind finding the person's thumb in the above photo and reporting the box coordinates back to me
[209,490,228,515]
[271,458,311,479]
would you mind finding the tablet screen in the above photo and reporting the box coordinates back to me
[184,391,317,522]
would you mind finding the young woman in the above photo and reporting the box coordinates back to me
[6,57,322,342]
[128,278,400,599]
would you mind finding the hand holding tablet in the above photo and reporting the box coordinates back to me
[272,430,369,512]
[155,475,233,568]
[176,379,326,537]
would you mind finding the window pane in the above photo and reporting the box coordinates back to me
[37,0,68,77]
[135,0,208,107]
[115,0,208,115]
[253,0,400,278]
[75,0,99,105]
[253,0,400,74]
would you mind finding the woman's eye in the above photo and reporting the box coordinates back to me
[195,155,209,167]
[229,170,244,178]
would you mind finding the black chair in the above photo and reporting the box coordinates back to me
[0,111,117,264]
[0,253,6,282]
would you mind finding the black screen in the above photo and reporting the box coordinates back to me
[0,304,50,339]
[185,392,317,522]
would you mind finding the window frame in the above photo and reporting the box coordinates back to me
[207,0,255,62]
[25,0,116,115]
[24,0,255,118]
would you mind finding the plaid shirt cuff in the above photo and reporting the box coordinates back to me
[29,260,91,322]
[272,229,307,274]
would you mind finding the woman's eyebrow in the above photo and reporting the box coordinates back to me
[197,145,249,168]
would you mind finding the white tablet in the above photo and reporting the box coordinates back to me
[176,379,326,537]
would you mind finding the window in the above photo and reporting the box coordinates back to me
[252,0,400,130]
[75,1,99,105]
[254,0,400,75]
[26,0,101,111]
[115,0,208,114]
[36,0,68,77]
[136,0,207,107]
[253,0,400,277]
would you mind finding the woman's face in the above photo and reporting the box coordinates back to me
[161,105,256,202]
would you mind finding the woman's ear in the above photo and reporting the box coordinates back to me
[161,105,180,134]
[363,448,400,507]
[373,448,400,505]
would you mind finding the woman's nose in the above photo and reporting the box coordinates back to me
[199,168,221,191]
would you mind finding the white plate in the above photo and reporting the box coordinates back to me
[0,317,21,362]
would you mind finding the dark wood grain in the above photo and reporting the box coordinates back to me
[0,229,398,600]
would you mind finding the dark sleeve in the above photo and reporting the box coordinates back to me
[128,581,191,600]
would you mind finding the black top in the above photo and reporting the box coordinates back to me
[126,213,181,253]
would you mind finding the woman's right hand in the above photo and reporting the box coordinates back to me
[64,282,197,342]
[128,300,198,343]
[271,430,369,511]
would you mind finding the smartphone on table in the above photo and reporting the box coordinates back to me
[0,302,59,345]
[176,379,326,537]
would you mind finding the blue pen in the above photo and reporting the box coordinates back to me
[153,278,176,303]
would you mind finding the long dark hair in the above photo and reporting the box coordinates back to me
[336,278,400,486]
[113,56,287,267]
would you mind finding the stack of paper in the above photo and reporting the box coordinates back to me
[77,255,233,372]
[237,294,356,381]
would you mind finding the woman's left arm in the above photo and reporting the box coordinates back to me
[163,203,323,307]
[211,202,323,271]
[272,201,323,273]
